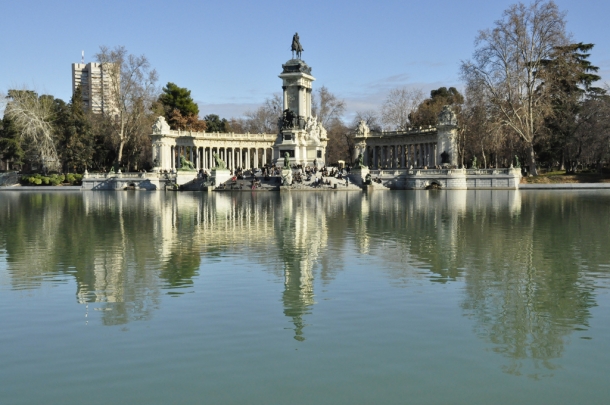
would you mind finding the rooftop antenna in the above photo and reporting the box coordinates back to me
[81,50,84,64]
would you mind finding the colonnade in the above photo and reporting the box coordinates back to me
[366,142,438,169]
[165,146,274,171]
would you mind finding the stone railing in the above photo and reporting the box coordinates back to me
[165,130,276,141]
[465,168,519,175]
[83,172,159,179]
[369,168,466,176]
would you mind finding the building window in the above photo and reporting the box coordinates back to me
[317,150,322,158]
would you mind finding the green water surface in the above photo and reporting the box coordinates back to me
[0,190,609,404]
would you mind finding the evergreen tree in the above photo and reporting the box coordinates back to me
[56,86,95,172]
[409,87,464,127]
[0,114,25,169]
[204,114,231,132]
[539,43,604,171]
[159,82,199,125]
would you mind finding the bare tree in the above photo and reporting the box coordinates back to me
[353,110,382,132]
[460,0,567,175]
[243,93,282,133]
[381,87,424,130]
[312,86,346,128]
[4,89,59,171]
[95,46,159,169]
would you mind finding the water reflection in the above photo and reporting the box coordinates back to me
[0,190,608,372]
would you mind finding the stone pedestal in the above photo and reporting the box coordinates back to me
[175,171,197,185]
[281,169,293,186]
[211,169,231,187]
[350,167,370,187]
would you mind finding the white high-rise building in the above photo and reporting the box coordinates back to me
[71,62,117,114]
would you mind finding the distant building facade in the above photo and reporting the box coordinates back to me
[71,62,117,114]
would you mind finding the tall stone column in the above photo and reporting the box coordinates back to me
[298,86,304,118]
[393,145,398,168]
[246,149,250,169]
[401,145,406,168]
[282,86,288,110]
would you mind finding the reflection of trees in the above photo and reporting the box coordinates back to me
[459,192,599,377]
[0,192,202,325]
[0,189,604,361]
[355,190,600,377]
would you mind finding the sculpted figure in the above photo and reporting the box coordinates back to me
[179,156,195,171]
[471,156,478,169]
[317,121,327,140]
[515,155,521,168]
[213,153,226,170]
[291,33,304,59]
[152,116,170,134]
[438,105,457,126]
[356,120,370,137]
[284,152,291,168]
[354,153,364,169]
[282,109,296,129]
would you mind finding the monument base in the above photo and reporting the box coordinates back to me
[350,167,370,187]
[211,169,231,187]
[175,171,197,185]
[281,169,293,186]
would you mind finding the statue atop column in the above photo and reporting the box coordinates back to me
[291,33,304,59]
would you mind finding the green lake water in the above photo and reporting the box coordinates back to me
[0,190,609,404]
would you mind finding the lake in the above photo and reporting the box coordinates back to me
[1,190,609,404]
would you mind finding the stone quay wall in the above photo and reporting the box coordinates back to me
[356,168,522,190]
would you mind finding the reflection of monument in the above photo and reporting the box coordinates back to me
[275,193,328,340]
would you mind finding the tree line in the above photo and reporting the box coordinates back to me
[2,1,609,175]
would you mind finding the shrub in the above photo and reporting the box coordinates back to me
[50,177,62,186]
[41,177,50,185]
[34,178,42,185]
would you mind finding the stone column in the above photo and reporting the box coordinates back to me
[298,86,303,118]
[401,145,406,168]
[394,145,398,168]
[282,86,288,110]
[372,147,377,169]
[245,149,250,169]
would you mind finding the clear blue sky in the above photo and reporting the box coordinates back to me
[2,0,609,121]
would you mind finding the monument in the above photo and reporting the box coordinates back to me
[274,33,328,167]
[211,153,231,186]
[350,122,370,187]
